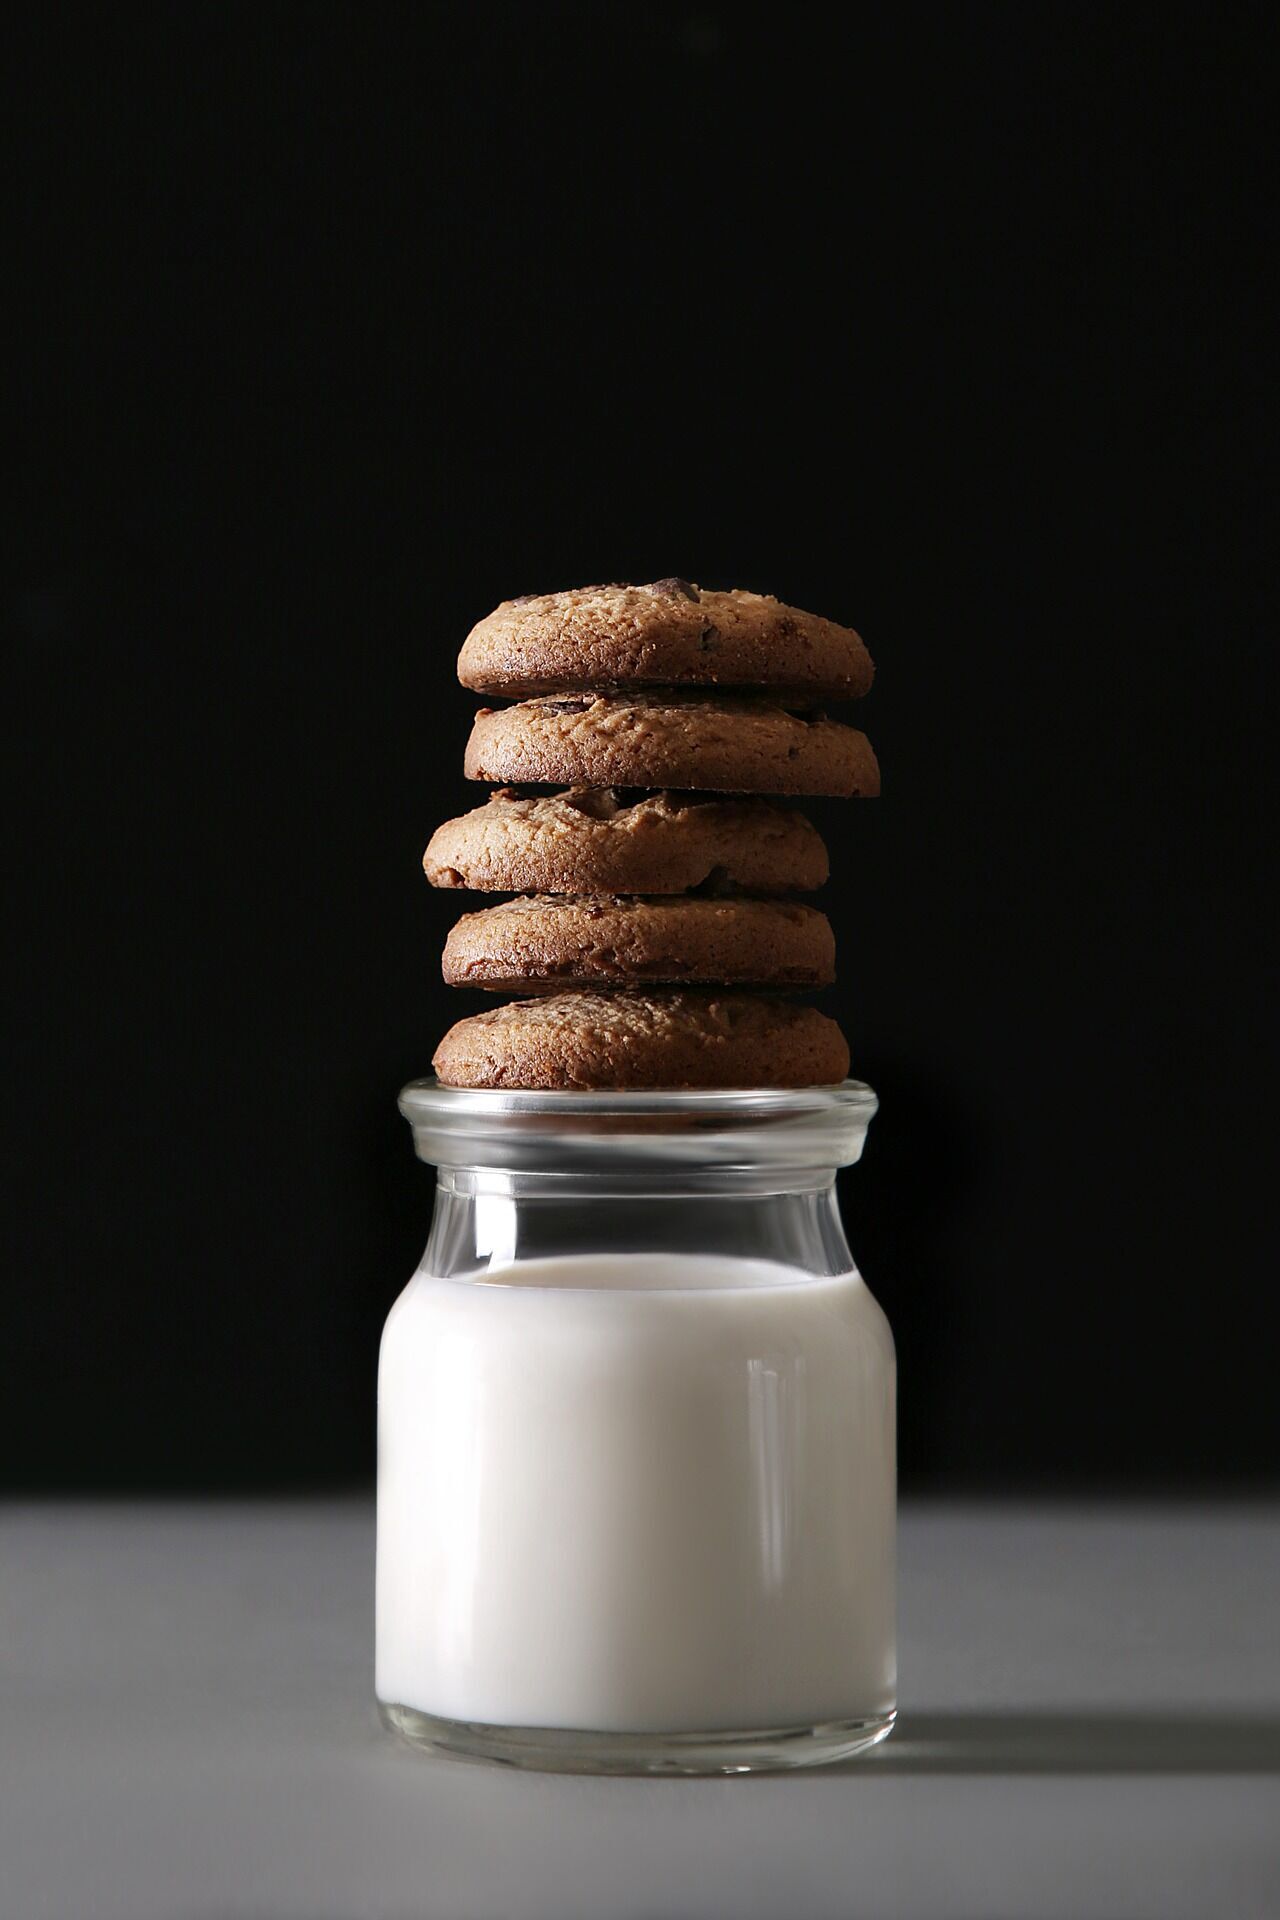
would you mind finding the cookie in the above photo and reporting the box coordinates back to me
[463,694,880,798]
[441,894,836,992]
[458,580,874,701]
[432,989,850,1089]
[424,787,829,895]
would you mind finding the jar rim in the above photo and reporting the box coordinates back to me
[400,1077,876,1121]
[398,1077,878,1178]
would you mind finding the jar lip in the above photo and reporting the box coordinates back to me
[400,1077,876,1122]
[398,1077,878,1176]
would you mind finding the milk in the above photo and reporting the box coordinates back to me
[376,1252,895,1733]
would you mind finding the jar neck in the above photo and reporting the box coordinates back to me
[423,1171,856,1282]
[398,1080,878,1187]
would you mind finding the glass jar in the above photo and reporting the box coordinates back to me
[377,1079,895,1775]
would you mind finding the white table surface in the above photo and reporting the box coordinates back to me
[3,1502,1278,1919]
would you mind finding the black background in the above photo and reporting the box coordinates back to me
[8,4,1274,1494]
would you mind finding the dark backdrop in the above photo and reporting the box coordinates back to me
[8,3,1274,1493]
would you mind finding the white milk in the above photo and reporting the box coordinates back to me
[376,1253,895,1733]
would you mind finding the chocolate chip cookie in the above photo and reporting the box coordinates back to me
[442,894,836,992]
[463,694,880,798]
[424,787,829,894]
[432,989,851,1089]
[458,580,874,701]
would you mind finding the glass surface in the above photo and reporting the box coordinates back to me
[397,1076,879,1181]
[378,1080,895,1774]
[380,1702,896,1776]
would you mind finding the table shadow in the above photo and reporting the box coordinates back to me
[836,1710,1280,1775]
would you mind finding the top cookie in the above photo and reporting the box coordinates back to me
[458,580,874,702]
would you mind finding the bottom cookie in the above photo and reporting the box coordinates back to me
[432,989,850,1091]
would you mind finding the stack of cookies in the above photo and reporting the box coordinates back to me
[426,579,878,1090]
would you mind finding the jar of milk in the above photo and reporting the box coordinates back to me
[377,1080,895,1774]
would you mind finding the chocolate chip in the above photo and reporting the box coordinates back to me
[565,787,623,818]
[690,865,734,896]
[698,624,719,651]
[647,577,700,601]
